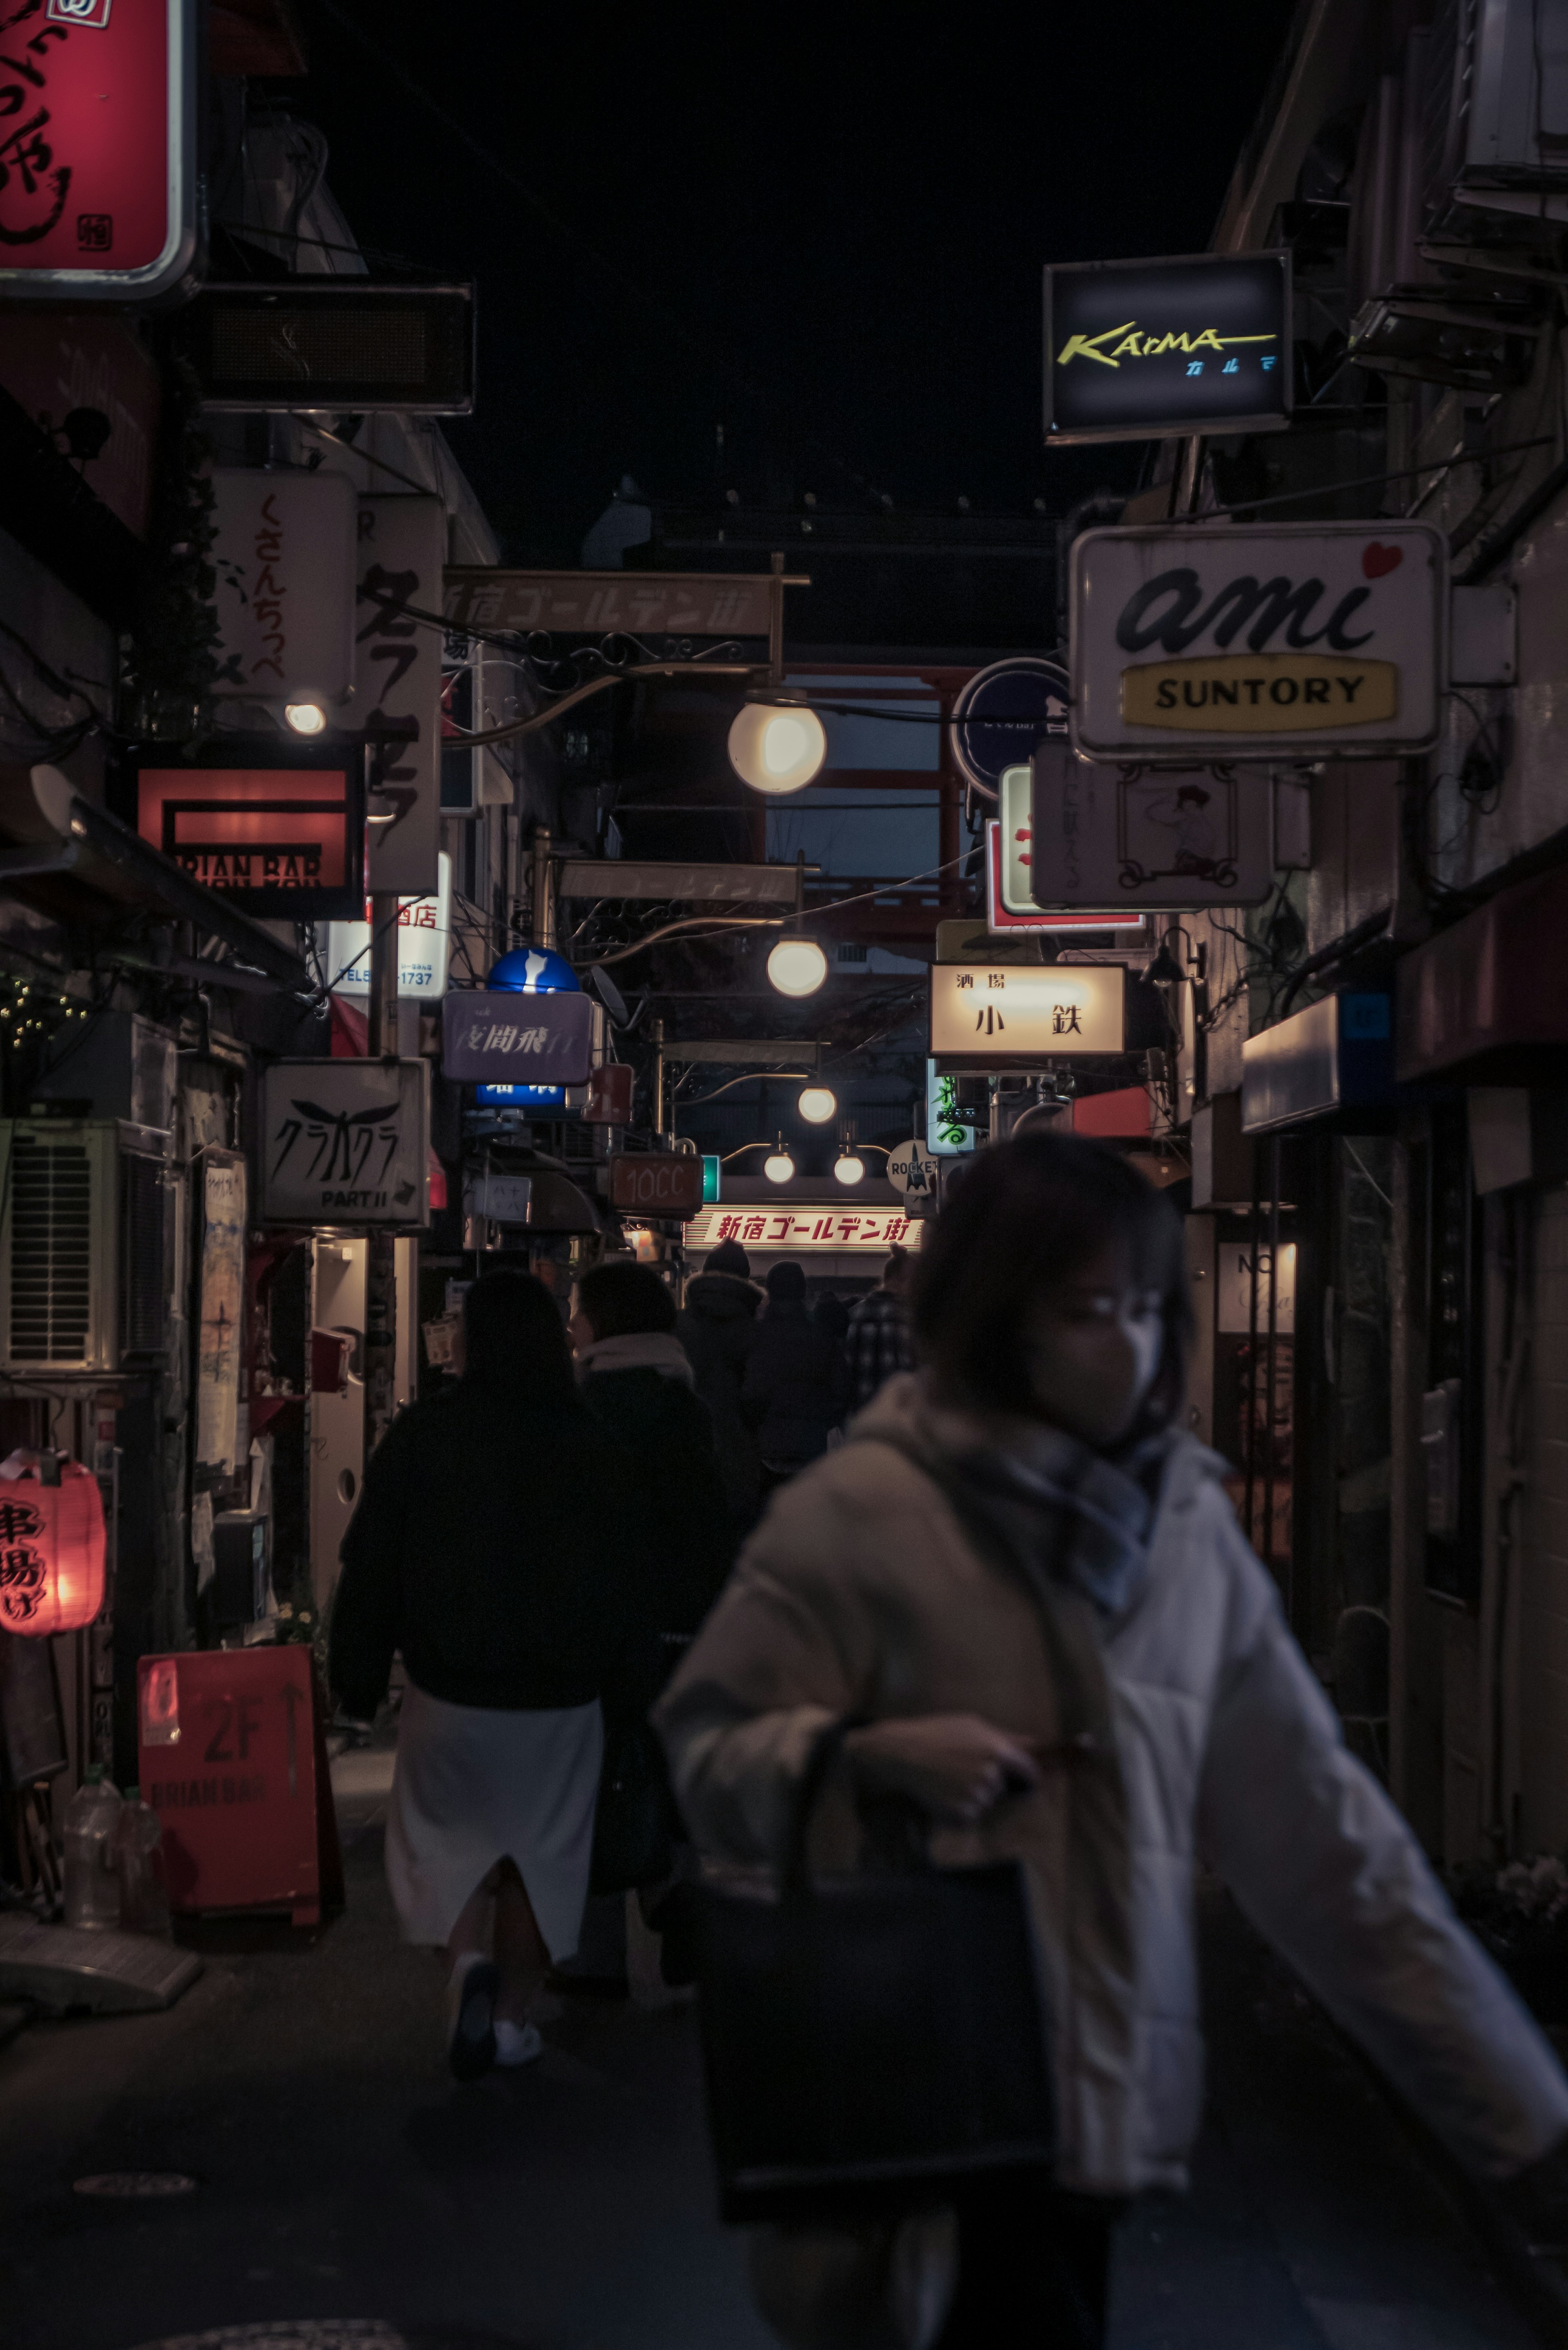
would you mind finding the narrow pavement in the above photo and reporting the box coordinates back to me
[0,1748,1550,2350]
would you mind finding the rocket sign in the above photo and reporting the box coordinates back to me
[1069,522,1445,763]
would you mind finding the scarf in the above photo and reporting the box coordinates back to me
[575,1330,694,1385]
[947,1420,1174,1621]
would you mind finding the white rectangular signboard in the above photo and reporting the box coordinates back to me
[929,963,1124,1061]
[442,989,595,1086]
[211,470,356,705]
[1029,745,1275,908]
[1069,522,1445,762]
[688,1207,923,1253]
[260,1059,430,1226]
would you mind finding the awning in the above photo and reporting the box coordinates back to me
[1397,865,1568,1083]
[0,764,309,991]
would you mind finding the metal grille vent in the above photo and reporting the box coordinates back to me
[9,1138,92,1363]
[120,1157,166,1361]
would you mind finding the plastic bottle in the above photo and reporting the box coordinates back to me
[62,1766,123,1931]
[114,1786,171,1939]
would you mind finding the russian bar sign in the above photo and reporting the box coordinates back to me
[0,0,198,303]
[1069,523,1445,762]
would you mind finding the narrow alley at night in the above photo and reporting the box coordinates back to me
[11,4,1568,2347]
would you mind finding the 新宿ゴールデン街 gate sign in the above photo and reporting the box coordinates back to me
[1068,522,1445,762]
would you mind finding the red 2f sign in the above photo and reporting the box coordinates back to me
[0,0,198,302]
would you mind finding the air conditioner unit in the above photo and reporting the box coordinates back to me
[0,1121,173,1376]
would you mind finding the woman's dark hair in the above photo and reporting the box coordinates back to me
[463,1270,575,1398]
[912,1132,1192,1427]
[576,1259,676,1340]
[766,1261,806,1303]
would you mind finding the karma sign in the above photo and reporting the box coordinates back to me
[1069,522,1445,762]
[441,989,595,1087]
[260,1059,430,1226]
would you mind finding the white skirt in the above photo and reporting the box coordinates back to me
[385,1682,604,1959]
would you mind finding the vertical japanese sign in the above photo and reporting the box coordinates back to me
[211,470,356,704]
[356,495,444,898]
[195,1149,245,1478]
[0,0,198,303]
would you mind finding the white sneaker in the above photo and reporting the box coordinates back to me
[493,2018,543,2067]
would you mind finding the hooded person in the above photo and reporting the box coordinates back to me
[657,1135,1568,2350]
[741,1260,854,1481]
[572,1258,736,1659]
[330,1270,645,2084]
[675,1237,765,1527]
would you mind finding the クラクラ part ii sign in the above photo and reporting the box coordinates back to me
[0,0,198,303]
[1069,523,1445,762]
[1045,252,1290,445]
[260,1060,430,1226]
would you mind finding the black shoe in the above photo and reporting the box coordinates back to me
[448,1959,499,2082]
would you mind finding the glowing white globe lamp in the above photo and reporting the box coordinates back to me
[764,1136,796,1185]
[728,696,827,795]
[284,699,327,736]
[833,1147,865,1186]
[797,1085,837,1125]
[767,937,828,997]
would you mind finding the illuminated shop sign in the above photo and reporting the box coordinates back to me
[1044,252,1290,445]
[1069,522,1445,762]
[929,964,1124,1063]
[0,0,198,305]
[687,1208,922,1253]
[136,760,365,916]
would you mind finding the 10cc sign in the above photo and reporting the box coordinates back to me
[1069,522,1445,762]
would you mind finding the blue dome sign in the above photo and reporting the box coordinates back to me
[487,947,580,993]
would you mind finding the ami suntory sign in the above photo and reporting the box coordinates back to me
[1069,523,1445,762]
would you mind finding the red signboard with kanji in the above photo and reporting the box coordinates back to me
[137,1648,343,1925]
[0,0,197,303]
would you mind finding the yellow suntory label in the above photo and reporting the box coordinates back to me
[1120,652,1398,732]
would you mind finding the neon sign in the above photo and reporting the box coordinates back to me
[1044,252,1291,446]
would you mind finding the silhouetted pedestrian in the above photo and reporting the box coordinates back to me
[675,1237,764,1531]
[741,1261,853,1484]
[845,1242,915,1410]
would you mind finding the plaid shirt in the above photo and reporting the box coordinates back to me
[845,1287,915,1412]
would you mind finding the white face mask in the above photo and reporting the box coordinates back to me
[1021,1245,1166,1448]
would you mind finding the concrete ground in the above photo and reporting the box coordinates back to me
[0,1744,1555,2350]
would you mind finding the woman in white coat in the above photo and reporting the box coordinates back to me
[655,1134,1568,2350]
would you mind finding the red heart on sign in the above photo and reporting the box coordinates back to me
[1362,542,1403,579]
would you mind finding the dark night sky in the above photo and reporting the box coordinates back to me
[293,0,1301,562]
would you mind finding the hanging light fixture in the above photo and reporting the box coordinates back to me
[283,700,327,736]
[764,1134,796,1184]
[767,937,828,997]
[833,1145,865,1186]
[797,1084,837,1124]
[727,696,828,796]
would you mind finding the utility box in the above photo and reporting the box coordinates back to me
[0,1119,174,1374]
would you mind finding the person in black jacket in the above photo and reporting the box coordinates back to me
[674,1238,764,1534]
[330,1270,645,2082]
[572,1259,735,1668]
[740,1260,853,1483]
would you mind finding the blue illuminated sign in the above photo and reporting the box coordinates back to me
[476,1083,567,1109]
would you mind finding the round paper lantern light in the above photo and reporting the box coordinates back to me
[0,1458,106,1637]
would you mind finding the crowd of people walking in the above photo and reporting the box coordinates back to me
[330,1138,1568,2350]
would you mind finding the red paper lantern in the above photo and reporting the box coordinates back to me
[0,1461,107,1637]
